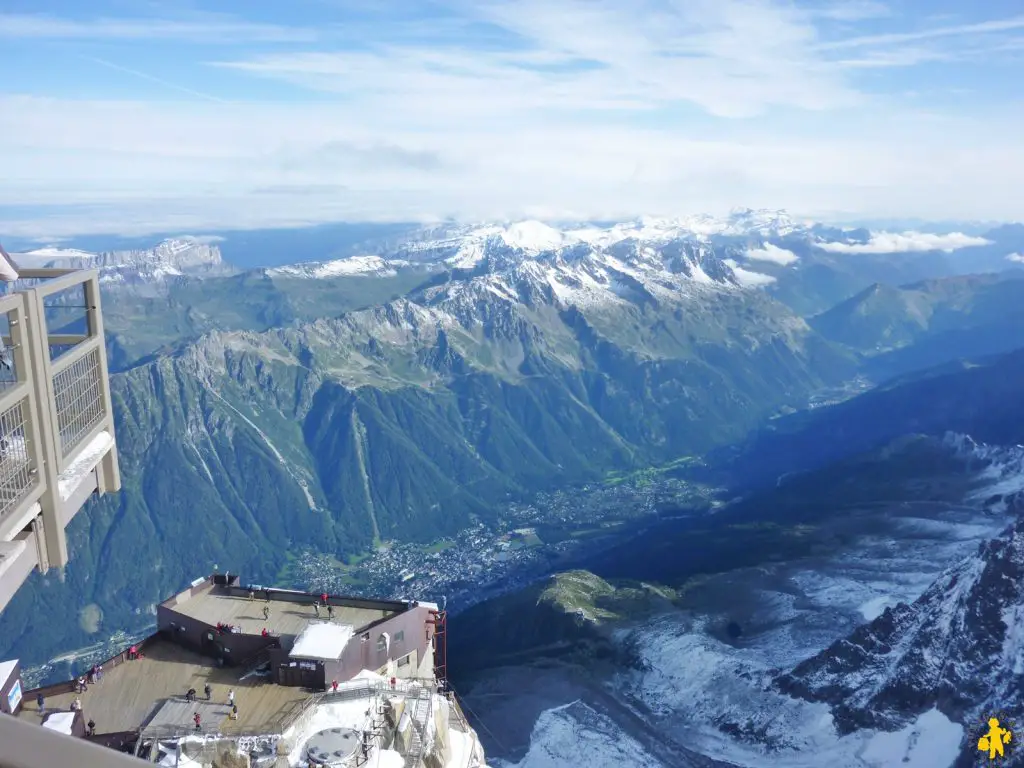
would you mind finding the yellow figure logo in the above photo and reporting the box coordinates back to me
[978,717,1013,760]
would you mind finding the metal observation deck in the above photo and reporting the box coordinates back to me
[0,267,121,613]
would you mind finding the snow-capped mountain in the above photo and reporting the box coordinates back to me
[385,210,803,273]
[776,444,1024,766]
[269,213,800,316]
[10,208,1008,302]
[480,431,1024,768]
[267,254,408,279]
[14,237,232,285]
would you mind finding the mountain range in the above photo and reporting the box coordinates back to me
[3,209,1024,767]
[452,348,1024,767]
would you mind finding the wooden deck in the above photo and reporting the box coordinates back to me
[169,588,393,639]
[16,640,310,736]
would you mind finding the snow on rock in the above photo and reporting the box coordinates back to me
[499,221,567,252]
[286,698,374,766]
[269,255,403,279]
[447,728,476,768]
[778,507,1024,739]
[1003,602,1024,675]
[859,709,963,768]
[507,435,1022,768]
[377,749,406,767]
[158,747,203,767]
[382,212,804,294]
[17,246,95,260]
[351,668,387,684]
[491,700,665,768]
[858,595,898,622]
[15,237,226,283]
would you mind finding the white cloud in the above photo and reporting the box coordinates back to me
[211,0,861,119]
[177,235,226,245]
[813,1,891,22]
[2,2,1024,236]
[725,258,778,286]
[744,243,800,265]
[0,13,318,42]
[817,231,993,254]
[816,15,1024,50]
[1007,253,1024,263]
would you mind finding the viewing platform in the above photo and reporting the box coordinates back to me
[0,267,121,612]
[2,576,477,767]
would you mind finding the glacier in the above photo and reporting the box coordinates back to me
[490,437,1022,768]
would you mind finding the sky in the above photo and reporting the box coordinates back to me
[1,0,1023,238]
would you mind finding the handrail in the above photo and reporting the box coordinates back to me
[235,641,277,673]
[23,632,161,700]
[134,680,435,749]
[16,267,80,280]
[0,714,143,768]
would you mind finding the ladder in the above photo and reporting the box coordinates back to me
[404,688,432,767]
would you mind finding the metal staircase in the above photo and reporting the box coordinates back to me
[404,686,432,767]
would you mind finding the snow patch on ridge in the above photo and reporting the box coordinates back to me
[491,701,664,768]
[269,255,403,278]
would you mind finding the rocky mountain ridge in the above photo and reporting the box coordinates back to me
[774,444,1024,765]
[0,209,861,669]
[14,237,233,285]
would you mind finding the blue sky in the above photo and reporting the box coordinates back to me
[1,0,1023,237]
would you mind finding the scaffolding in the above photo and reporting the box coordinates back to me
[426,607,448,692]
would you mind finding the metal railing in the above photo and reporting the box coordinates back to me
[0,291,44,523]
[130,680,440,763]
[0,267,120,612]
[0,715,144,768]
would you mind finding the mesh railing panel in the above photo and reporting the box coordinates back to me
[0,303,21,394]
[0,395,37,520]
[53,346,105,459]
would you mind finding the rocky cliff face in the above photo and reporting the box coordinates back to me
[776,486,1024,765]
[15,237,233,285]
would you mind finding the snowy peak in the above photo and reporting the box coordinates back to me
[408,235,744,315]
[726,207,800,237]
[499,220,567,252]
[776,472,1024,745]
[15,237,229,284]
[267,254,406,279]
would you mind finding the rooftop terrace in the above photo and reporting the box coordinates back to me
[164,581,398,644]
[17,638,309,737]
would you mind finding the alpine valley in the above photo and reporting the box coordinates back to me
[3,209,1024,767]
